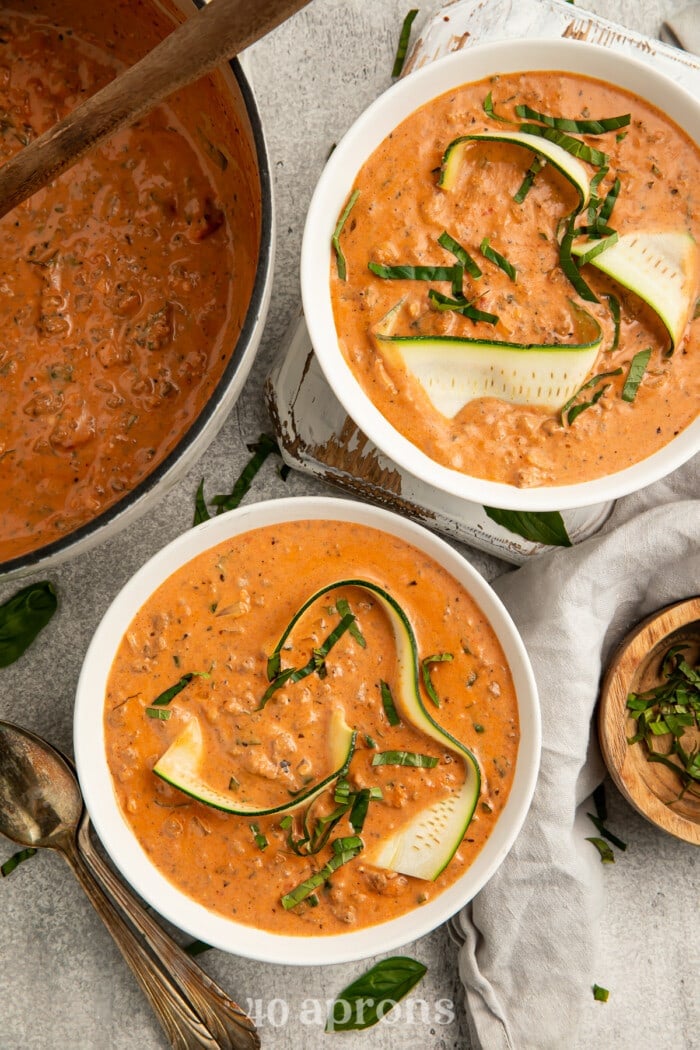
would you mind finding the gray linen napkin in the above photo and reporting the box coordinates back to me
[661,4,700,53]
[455,458,699,1050]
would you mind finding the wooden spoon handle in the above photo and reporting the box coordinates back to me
[0,0,310,220]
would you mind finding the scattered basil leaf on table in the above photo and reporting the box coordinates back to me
[0,581,58,668]
[1,847,38,877]
[193,433,282,526]
[326,956,427,1031]
[593,984,610,1002]
[586,812,627,852]
[483,507,572,548]
[392,10,419,78]
[184,939,213,957]
[586,836,615,864]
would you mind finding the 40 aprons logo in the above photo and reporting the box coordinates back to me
[243,996,456,1030]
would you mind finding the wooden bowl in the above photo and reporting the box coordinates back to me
[598,597,700,845]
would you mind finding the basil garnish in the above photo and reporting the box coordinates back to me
[371,751,438,768]
[559,213,598,303]
[392,9,418,78]
[561,368,623,426]
[586,812,627,852]
[1,847,37,877]
[513,154,546,203]
[428,289,499,325]
[480,237,516,281]
[593,984,610,1003]
[333,189,360,281]
[605,294,621,351]
[281,839,362,909]
[194,433,281,525]
[586,836,615,863]
[0,581,57,668]
[151,670,210,707]
[259,614,356,709]
[369,261,464,284]
[326,956,427,1031]
[621,348,652,402]
[380,679,400,726]
[483,507,572,548]
[184,940,213,957]
[517,123,609,167]
[514,105,630,135]
[438,230,482,279]
[421,652,453,708]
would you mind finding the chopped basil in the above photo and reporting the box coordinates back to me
[250,823,268,851]
[0,581,58,668]
[561,369,623,426]
[349,789,371,833]
[593,984,610,1002]
[514,105,630,135]
[517,123,609,167]
[586,836,615,863]
[438,230,482,279]
[184,939,213,956]
[483,507,572,548]
[605,294,621,351]
[586,812,627,852]
[574,232,619,268]
[482,92,514,124]
[259,614,356,709]
[428,289,499,325]
[559,213,598,303]
[335,597,366,648]
[380,680,400,726]
[621,348,652,402]
[371,751,438,768]
[369,261,464,285]
[1,847,37,877]
[145,707,172,720]
[151,670,210,707]
[479,237,516,281]
[194,434,281,525]
[596,177,621,227]
[592,782,608,822]
[421,652,454,708]
[392,9,418,78]
[332,189,360,281]
[513,154,546,203]
[326,956,427,1031]
[364,734,377,749]
[281,840,362,909]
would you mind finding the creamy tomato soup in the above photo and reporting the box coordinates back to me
[0,3,259,562]
[330,71,700,487]
[104,520,519,936]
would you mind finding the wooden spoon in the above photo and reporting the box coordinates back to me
[0,0,311,220]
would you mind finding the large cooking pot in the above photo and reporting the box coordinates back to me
[0,0,273,578]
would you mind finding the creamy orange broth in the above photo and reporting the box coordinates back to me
[104,520,519,935]
[330,71,700,487]
[0,3,259,562]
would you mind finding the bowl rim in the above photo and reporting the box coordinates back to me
[74,495,541,965]
[301,38,700,512]
[0,52,274,580]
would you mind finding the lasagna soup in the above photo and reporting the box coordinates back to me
[104,519,519,935]
[330,71,700,487]
[0,3,260,562]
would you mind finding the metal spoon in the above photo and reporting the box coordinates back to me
[0,720,259,1050]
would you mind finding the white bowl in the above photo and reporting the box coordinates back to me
[301,39,700,511]
[74,496,540,965]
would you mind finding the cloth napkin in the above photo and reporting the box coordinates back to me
[660,4,700,53]
[454,458,699,1050]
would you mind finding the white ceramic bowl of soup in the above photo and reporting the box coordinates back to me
[301,39,700,511]
[74,496,540,965]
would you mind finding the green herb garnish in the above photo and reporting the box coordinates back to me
[151,670,210,707]
[517,123,609,167]
[513,154,546,203]
[392,10,418,78]
[621,348,652,403]
[421,652,453,708]
[573,232,619,268]
[250,823,268,851]
[428,289,499,325]
[326,956,427,1031]
[369,261,464,285]
[380,679,400,726]
[371,751,438,768]
[559,213,598,303]
[194,434,281,525]
[281,839,363,909]
[586,836,615,863]
[438,230,482,279]
[593,984,610,1002]
[1,847,37,877]
[586,812,627,852]
[605,294,621,351]
[145,708,172,720]
[561,369,623,426]
[335,597,366,648]
[333,189,360,281]
[483,507,572,548]
[184,939,213,956]
[479,237,516,281]
[514,105,630,135]
[259,613,356,708]
[0,581,57,668]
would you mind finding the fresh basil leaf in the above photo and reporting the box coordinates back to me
[1,847,37,877]
[586,812,627,851]
[392,9,418,77]
[193,479,211,526]
[151,670,210,707]
[0,581,57,668]
[621,347,652,402]
[479,237,516,281]
[438,230,482,279]
[586,836,615,863]
[211,434,280,515]
[483,507,572,548]
[514,105,630,135]
[184,939,213,957]
[326,956,427,1031]
[380,679,400,726]
[421,652,453,707]
[593,984,610,1002]
[371,751,438,768]
[369,261,464,284]
[332,189,360,281]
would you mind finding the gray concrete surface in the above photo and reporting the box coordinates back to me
[0,1,697,1048]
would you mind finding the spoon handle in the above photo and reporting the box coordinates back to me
[61,832,220,1049]
[78,813,259,1050]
